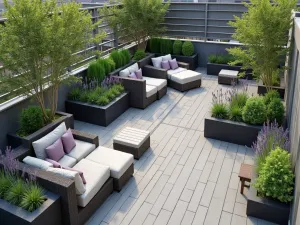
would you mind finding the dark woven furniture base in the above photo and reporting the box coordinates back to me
[158,86,167,100]
[114,163,134,191]
[113,136,150,159]
[144,93,157,109]
[218,75,238,85]
[168,79,201,92]
[78,178,114,225]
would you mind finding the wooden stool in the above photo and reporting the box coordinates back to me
[238,163,253,194]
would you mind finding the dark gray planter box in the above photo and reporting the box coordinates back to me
[247,180,290,225]
[257,79,285,99]
[204,117,262,147]
[7,112,74,150]
[206,62,253,80]
[65,92,129,127]
[0,191,61,225]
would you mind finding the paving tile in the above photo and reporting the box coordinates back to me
[188,182,206,212]
[161,183,173,196]
[228,173,240,190]
[129,202,153,225]
[150,194,168,216]
[223,188,237,213]
[108,197,137,225]
[168,164,184,184]
[143,214,156,225]
[247,216,258,225]
[231,214,247,225]
[233,202,247,217]
[199,161,213,183]
[192,205,208,225]
[167,200,188,225]
[146,174,170,204]
[178,147,193,165]
[153,209,172,225]
[185,169,202,190]
[219,211,232,225]
[180,188,194,202]
[164,154,181,175]
[204,198,224,225]
[181,210,195,225]
[200,181,216,207]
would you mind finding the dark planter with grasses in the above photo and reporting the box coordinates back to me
[204,116,262,147]
[65,92,129,127]
[257,79,285,99]
[7,111,74,150]
[0,191,61,225]
[247,178,290,225]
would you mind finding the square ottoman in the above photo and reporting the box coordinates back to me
[218,69,239,85]
[113,127,150,159]
[169,70,202,92]
[86,146,134,191]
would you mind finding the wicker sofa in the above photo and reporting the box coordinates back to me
[9,122,134,225]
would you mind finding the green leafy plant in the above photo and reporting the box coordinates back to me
[208,55,218,63]
[160,39,173,54]
[96,96,110,106]
[182,41,194,56]
[87,61,106,82]
[173,40,182,55]
[19,106,45,136]
[267,98,285,125]
[254,147,294,203]
[20,185,46,212]
[264,90,281,105]
[68,87,81,101]
[120,49,131,65]
[0,172,12,198]
[5,178,26,206]
[211,104,228,119]
[149,38,161,53]
[133,49,146,61]
[231,93,248,108]
[110,50,122,69]
[242,97,267,125]
[106,58,116,74]
[229,105,243,122]
[272,73,280,86]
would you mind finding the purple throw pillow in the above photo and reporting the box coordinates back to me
[129,72,137,79]
[61,129,76,154]
[62,166,86,184]
[169,58,179,70]
[161,60,170,70]
[45,158,61,168]
[135,69,143,79]
[45,138,65,162]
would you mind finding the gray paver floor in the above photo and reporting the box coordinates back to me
[75,68,278,225]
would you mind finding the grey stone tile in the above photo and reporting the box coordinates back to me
[223,188,237,213]
[200,181,216,207]
[180,189,194,202]
[178,147,193,165]
[168,164,184,184]
[153,209,172,225]
[146,174,170,204]
[167,200,189,225]
[231,214,247,225]
[161,183,173,196]
[233,202,247,217]
[185,169,202,190]
[219,211,232,225]
[129,202,153,225]
[199,161,213,183]
[150,194,168,216]
[228,173,240,190]
[204,198,224,225]
[108,197,137,225]
[188,182,206,212]
[143,214,156,225]
[192,205,208,225]
[181,210,195,225]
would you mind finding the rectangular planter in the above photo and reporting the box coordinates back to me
[0,191,61,225]
[7,111,74,150]
[65,92,129,127]
[257,79,285,99]
[247,181,290,225]
[204,117,262,147]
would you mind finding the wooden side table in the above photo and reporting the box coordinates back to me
[238,163,253,194]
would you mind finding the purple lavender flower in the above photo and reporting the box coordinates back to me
[0,146,18,176]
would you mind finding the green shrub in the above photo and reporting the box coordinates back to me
[87,61,99,80]
[133,49,146,61]
[264,90,281,105]
[114,84,125,93]
[182,41,194,56]
[79,90,89,102]
[5,178,26,206]
[208,54,235,65]
[106,58,116,74]
[211,103,228,119]
[96,96,110,106]
[0,172,12,198]
[87,91,99,105]
[173,40,182,55]
[120,49,131,65]
[68,87,81,101]
[229,105,243,122]
[149,38,161,53]
[97,58,112,75]
[272,73,280,86]
[20,106,44,136]
[208,55,218,63]
[160,39,173,54]
[231,93,248,108]
[20,185,46,212]
[267,98,285,125]
[110,50,122,68]
[242,97,267,125]
[105,89,117,101]
[254,147,294,203]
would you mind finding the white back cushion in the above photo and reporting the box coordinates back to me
[151,56,163,68]
[32,122,67,159]
[47,167,86,195]
[127,63,139,73]
[162,54,172,61]
[119,68,130,77]
[23,156,53,170]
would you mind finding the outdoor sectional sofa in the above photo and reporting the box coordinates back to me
[10,122,134,225]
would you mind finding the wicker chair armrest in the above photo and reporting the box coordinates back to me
[142,65,168,79]
[71,129,99,147]
[178,61,189,69]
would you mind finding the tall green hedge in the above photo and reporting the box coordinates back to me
[149,38,161,53]
[160,39,173,54]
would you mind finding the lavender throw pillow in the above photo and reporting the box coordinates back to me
[169,58,179,70]
[62,166,86,184]
[45,158,61,168]
[45,138,65,162]
[135,69,143,79]
[61,129,76,154]
[129,72,137,79]
[161,61,170,70]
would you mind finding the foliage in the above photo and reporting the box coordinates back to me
[87,61,106,83]
[242,97,267,125]
[149,38,161,53]
[109,50,130,69]
[0,171,12,198]
[231,93,248,108]
[182,41,194,56]
[211,103,228,119]
[20,185,46,212]
[266,98,285,125]
[227,0,297,90]
[19,106,45,136]
[120,49,131,65]
[173,40,182,55]
[272,72,280,86]
[0,0,104,123]
[229,104,243,122]
[133,49,147,61]
[106,58,116,74]
[254,147,294,203]
[264,90,281,105]
[68,87,81,101]
[100,0,169,50]
[208,54,236,65]
[5,178,27,206]
[160,39,173,54]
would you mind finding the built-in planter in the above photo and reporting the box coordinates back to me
[65,92,129,127]
[7,111,74,149]
[204,116,262,147]
[257,79,285,99]
[154,53,198,70]
[206,62,253,80]
[0,191,61,225]
[247,178,290,225]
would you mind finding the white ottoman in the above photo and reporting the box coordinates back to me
[169,69,202,92]
[113,127,150,159]
[218,69,239,85]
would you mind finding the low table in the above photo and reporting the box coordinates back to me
[238,163,253,194]
[113,127,150,159]
[169,70,202,92]
[218,69,239,85]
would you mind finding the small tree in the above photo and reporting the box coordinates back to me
[0,0,104,123]
[227,0,296,90]
[100,0,169,50]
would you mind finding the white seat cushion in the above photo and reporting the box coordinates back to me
[119,68,130,77]
[58,155,77,167]
[86,146,134,179]
[73,159,110,207]
[167,67,187,79]
[23,156,53,170]
[127,63,139,73]
[32,122,67,159]
[170,70,202,85]
[67,140,95,161]
[219,69,239,77]
[143,77,167,91]
[146,85,157,98]
[114,127,150,148]
[162,54,172,61]
[151,56,163,68]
